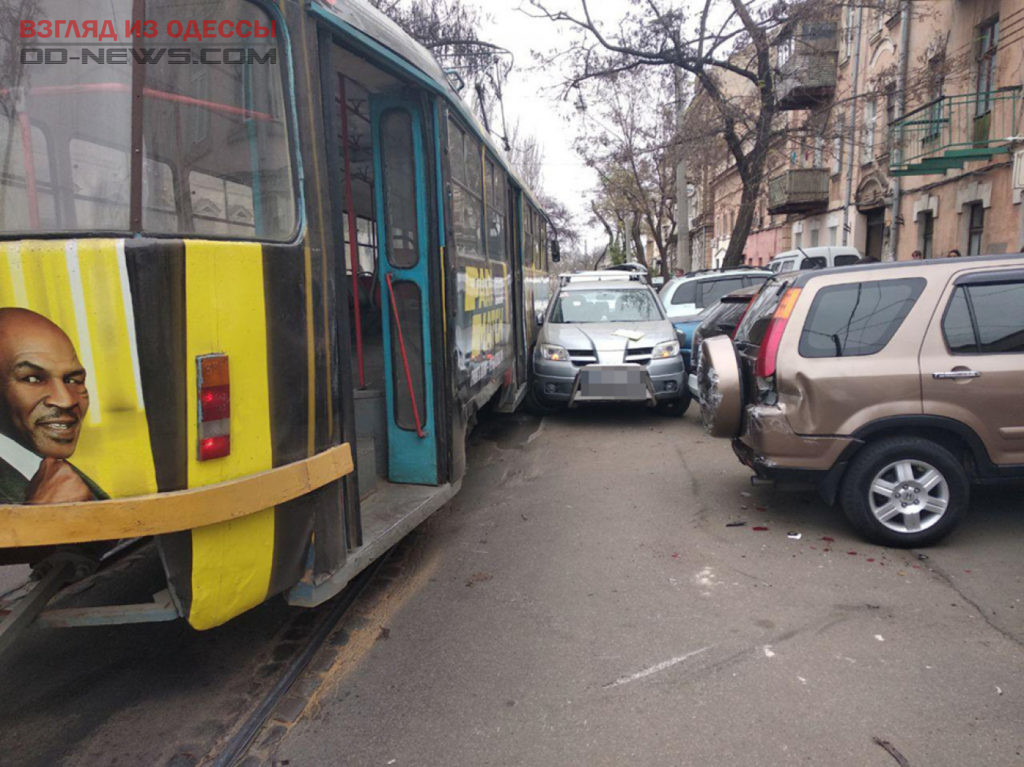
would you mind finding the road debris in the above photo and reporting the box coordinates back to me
[726,521,746,527]
[787,532,802,540]
[872,737,910,767]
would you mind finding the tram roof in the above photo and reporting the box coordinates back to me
[309,0,552,222]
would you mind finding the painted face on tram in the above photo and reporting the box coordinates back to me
[0,309,89,460]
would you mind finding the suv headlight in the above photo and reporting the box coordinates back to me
[539,343,571,362]
[652,340,680,359]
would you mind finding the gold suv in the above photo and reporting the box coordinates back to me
[698,255,1024,547]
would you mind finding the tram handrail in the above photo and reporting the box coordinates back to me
[385,272,426,438]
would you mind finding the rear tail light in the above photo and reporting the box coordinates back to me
[754,288,801,378]
[197,354,230,461]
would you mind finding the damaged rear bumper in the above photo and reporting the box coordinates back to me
[732,404,860,505]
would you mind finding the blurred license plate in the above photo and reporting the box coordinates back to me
[580,367,645,397]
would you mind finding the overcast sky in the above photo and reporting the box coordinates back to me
[476,2,610,248]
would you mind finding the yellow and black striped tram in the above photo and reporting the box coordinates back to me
[0,0,555,645]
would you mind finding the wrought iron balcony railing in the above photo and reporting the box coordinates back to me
[889,87,1022,176]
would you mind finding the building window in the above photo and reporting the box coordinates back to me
[843,2,855,59]
[919,211,934,259]
[794,231,803,248]
[967,203,984,255]
[976,18,999,116]
[832,117,844,175]
[863,100,876,161]
[829,225,838,245]
[810,228,820,247]
[884,87,896,155]
[925,61,945,142]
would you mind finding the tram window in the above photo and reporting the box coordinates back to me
[343,214,377,274]
[0,118,58,231]
[188,171,256,237]
[388,280,427,432]
[448,119,466,186]
[380,110,419,269]
[450,122,484,261]
[0,0,296,240]
[70,139,131,230]
[485,159,507,263]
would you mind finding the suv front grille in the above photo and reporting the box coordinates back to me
[569,350,597,367]
[625,347,653,365]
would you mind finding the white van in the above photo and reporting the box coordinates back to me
[767,246,861,274]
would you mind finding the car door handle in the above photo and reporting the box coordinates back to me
[932,370,981,380]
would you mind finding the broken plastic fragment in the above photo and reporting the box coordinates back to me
[787,532,801,540]
[726,521,746,527]
[752,526,768,531]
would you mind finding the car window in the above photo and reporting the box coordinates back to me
[799,278,926,358]
[941,288,978,353]
[777,260,796,273]
[550,288,662,323]
[834,254,860,266]
[800,256,827,270]
[948,281,1024,353]
[699,277,744,307]
[735,280,789,347]
[743,275,769,288]
[671,281,699,305]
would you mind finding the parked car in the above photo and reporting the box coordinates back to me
[530,275,686,414]
[659,268,772,374]
[697,255,1024,547]
[687,284,761,399]
[767,245,861,274]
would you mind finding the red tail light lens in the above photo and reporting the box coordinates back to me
[197,354,230,461]
[200,435,231,461]
[754,288,801,378]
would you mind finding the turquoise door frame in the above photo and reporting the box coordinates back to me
[371,93,438,485]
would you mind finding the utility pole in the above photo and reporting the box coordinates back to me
[674,65,691,275]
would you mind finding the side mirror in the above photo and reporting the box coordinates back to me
[550,239,561,263]
[536,311,545,326]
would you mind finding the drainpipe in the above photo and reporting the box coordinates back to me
[887,0,911,261]
[842,3,863,247]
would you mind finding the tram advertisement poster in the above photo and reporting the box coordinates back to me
[0,242,159,508]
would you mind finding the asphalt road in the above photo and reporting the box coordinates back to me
[1,406,1022,766]
[270,406,1024,767]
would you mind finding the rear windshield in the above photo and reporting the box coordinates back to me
[550,288,663,323]
[798,278,926,358]
[735,279,788,347]
[835,254,860,266]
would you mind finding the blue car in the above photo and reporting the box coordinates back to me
[659,268,772,372]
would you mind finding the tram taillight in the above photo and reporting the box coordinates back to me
[197,354,231,461]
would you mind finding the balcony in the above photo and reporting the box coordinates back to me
[767,168,829,214]
[889,87,1022,176]
[776,22,838,110]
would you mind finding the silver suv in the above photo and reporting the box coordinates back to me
[529,275,685,414]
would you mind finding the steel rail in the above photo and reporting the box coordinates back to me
[207,551,391,767]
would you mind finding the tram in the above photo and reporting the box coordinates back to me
[0,0,555,644]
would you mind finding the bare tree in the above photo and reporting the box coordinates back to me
[574,66,679,279]
[527,0,839,268]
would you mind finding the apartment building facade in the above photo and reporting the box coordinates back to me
[692,0,1024,267]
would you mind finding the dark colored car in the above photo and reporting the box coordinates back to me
[687,284,760,399]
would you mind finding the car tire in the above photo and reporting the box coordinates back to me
[657,390,691,417]
[839,436,969,548]
[524,381,563,416]
[697,335,743,438]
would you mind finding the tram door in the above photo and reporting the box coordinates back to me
[370,93,438,485]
